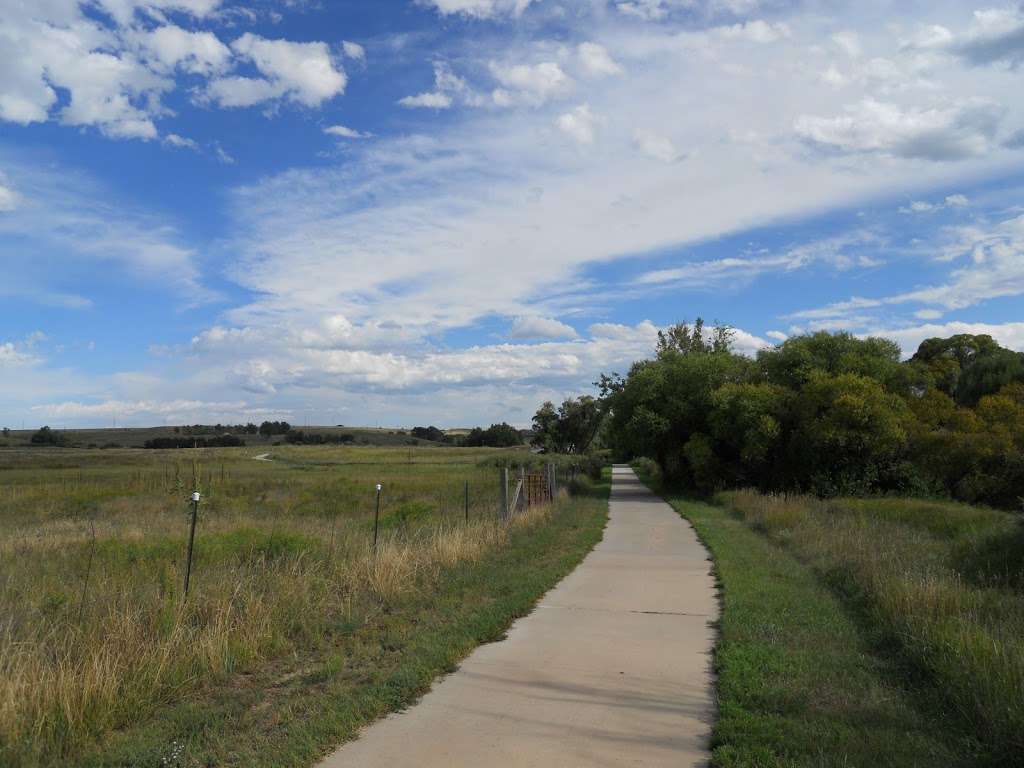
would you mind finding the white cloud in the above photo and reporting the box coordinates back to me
[616,0,674,21]
[556,104,599,144]
[954,8,1024,68]
[0,339,40,368]
[398,61,476,109]
[509,316,578,340]
[342,40,365,62]
[490,61,573,107]
[866,321,1024,358]
[32,398,255,421]
[633,129,681,162]
[635,232,881,287]
[791,213,1024,326]
[204,75,280,108]
[795,98,1003,161]
[716,20,790,44]
[0,178,18,211]
[419,0,535,19]
[0,3,349,140]
[324,124,372,139]
[0,157,213,307]
[214,143,235,164]
[133,25,231,75]
[832,30,862,58]
[202,34,346,109]
[399,91,453,109]
[94,0,224,26]
[163,132,199,150]
[578,42,622,77]
[900,193,969,213]
[765,330,788,342]
[0,2,170,138]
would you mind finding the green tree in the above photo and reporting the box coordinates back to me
[759,332,907,392]
[789,373,911,495]
[709,382,792,488]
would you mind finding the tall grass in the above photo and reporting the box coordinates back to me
[717,489,1024,764]
[0,445,569,766]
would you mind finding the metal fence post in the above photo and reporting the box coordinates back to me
[184,491,200,596]
[373,483,382,552]
[500,467,509,520]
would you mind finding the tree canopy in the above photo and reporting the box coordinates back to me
[542,320,1024,508]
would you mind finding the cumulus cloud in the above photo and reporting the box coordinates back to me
[206,34,347,108]
[398,61,477,109]
[795,98,1003,161]
[509,316,579,340]
[163,133,199,150]
[633,129,682,162]
[954,8,1024,69]
[0,179,18,211]
[133,25,231,75]
[556,104,599,144]
[577,42,622,77]
[716,20,790,44]
[490,61,573,107]
[324,124,372,139]
[418,0,535,18]
[0,3,352,139]
[899,193,969,213]
[342,40,365,62]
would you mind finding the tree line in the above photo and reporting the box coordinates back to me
[536,320,1024,509]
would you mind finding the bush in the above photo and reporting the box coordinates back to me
[30,426,66,446]
[144,435,245,449]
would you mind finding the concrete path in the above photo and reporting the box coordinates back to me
[319,465,718,767]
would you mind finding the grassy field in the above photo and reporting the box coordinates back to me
[0,444,608,767]
[633,464,1023,767]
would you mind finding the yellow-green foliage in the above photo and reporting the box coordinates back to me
[718,489,1024,761]
[0,444,558,766]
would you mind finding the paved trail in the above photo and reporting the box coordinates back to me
[319,465,718,767]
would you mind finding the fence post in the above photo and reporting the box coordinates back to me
[184,491,200,596]
[548,462,556,502]
[519,465,525,514]
[500,467,509,520]
[373,483,382,552]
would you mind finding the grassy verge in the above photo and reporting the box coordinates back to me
[716,489,1024,766]
[631,467,975,767]
[78,485,608,767]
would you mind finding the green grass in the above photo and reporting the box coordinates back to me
[632,467,984,767]
[0,446,607,767]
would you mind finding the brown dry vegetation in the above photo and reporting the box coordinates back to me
[0,444,586,766]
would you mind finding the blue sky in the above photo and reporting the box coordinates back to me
[1,0,1023,428]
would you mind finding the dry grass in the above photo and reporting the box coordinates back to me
[0,445,569,766]
[718,488,1024,763]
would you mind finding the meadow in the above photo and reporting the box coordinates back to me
[0,444,608,767]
